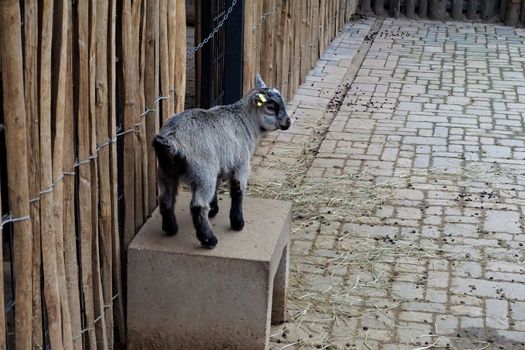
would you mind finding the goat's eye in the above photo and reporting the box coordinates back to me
[265,105,276,113]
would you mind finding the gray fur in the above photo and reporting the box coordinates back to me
[154,75,290,247]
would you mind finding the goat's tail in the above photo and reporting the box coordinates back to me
[152,135,187,174]
[152,135,175,165]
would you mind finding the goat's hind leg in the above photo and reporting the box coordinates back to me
[158,172,179,235]
[208,177,220,218]
[191,181,218,248]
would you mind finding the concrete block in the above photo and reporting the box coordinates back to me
[128,193,291,350]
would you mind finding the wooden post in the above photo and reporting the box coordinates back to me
[389,0,401,18]
[77,0,97,347]
[360,0,371,14]
[122,0,138,249]
[243,0,254,92]
[406,0,416,18]
[175,0,187,112]
[505,0,522,25]
[109,0,126,342]
[419,0,429,17]
[452,0,463,20]
[373,0,384,16]
[23,1,43,347]
[63,3,82,347]
[95,0,113,347]
[467,0,478,20]
[429,0,447,20]
[481,0,496,20]
[145,0,160,215]
[0,1,33,349]
[51,1,74,348]
[39,0,64,340]
[159,0,171,122]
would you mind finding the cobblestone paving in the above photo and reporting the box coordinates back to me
[251,18,525,350]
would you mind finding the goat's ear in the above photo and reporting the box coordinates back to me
[255,74,267,89]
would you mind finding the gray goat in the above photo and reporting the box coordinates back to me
[153,75,291,248]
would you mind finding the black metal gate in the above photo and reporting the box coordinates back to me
[197,0,244,108]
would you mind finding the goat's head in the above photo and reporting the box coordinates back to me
[249,74,291,131]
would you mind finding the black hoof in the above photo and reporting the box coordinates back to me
[199,235,218,249]
[209,205,219,218]
[162,221,179,236]
[230,218,244,231]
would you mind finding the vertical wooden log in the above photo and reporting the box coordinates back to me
[175,0,186,112]
[77,0,98,347]
[167,0,176,115]
[243,0,254,92]
[389,0,401,18]
[23,1,43,347]
[273,0,283,91]
[361,0,372,14]
[262,0,275,86]
[159,0,170,122]
[0,1,33,349]
[299,0,308,82]
[255,1,263,87]
[429,0,447,20]
[278,0,289,99]
[373,0,384,16]
[63,3,82,348]
[406,0,416,18]
[87,0,109,347]
[481,0,496,20]
[132,0,144,233]
[311,0,319,68]
[109,0,126,342]
[51,1,74,348]
[145,0,160,214]
[95,0,113,347]
[139,0,148,223]
[419,0,429,17]
[39,0,64,341]
[467,0,478,19]
[291,0,301,97]
[122,0,137,249]
[452,0,463,20]
[505,0,522,25]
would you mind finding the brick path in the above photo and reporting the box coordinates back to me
[251,17,525,350]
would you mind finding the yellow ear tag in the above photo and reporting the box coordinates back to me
[258,94,267,103]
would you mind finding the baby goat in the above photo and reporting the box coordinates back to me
[153,75,291,248]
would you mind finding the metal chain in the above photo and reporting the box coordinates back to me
[186,0,238,57]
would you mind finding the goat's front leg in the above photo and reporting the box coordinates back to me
[191,183,218,248]
[229,173,247,231]
[158,173,179,236]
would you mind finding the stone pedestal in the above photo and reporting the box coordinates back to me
[128,193,291,350]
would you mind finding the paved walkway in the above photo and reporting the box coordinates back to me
[251,17,525,350]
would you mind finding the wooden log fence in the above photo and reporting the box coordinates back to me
[243,0,357,99]
[0,1,185,348]
[359,0,525,25]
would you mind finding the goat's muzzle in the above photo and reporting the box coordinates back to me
[279,117,291,130]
